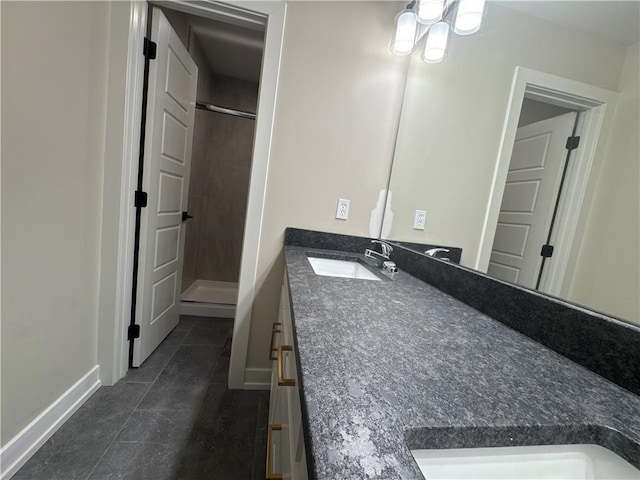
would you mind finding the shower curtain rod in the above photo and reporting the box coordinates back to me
[195,101,256,120]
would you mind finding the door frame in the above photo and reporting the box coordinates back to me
[108,0,286,387]
[476,67,618,296]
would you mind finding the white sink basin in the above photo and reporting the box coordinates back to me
[307,257,381,281]
[411,444,639,480]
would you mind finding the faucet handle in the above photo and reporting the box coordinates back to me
[371,240,393,258]
[425,247,450,257]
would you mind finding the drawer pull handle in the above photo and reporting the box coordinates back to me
[269,323,282,361]
[266,423,283,479]
[277,345,296,387]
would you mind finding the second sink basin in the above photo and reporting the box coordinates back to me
[307,257,381,281]
[411,444,639,480]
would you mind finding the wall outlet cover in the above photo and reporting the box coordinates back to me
[414,210,426,230]
[336,198,350,220]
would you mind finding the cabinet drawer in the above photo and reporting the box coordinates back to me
[267,274,307,479]
[267,374,291,478]
[266,421,290,479]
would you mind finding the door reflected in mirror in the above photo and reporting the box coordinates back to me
[487,109,577,291]
[381,1,639,325]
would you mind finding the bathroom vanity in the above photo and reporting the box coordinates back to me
[266,270,308,479]
[266,228,640,480]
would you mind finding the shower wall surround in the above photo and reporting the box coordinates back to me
[181,33,259,291]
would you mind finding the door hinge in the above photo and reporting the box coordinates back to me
[540,244,554,258]
[128,324,140,340]
[566,136,580,150]
[134,190,148,208]
[143,38,157,60]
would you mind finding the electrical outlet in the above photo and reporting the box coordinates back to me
[336,198,350,220]
[414,210,426,230]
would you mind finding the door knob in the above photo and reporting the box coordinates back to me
[182,211,194,222]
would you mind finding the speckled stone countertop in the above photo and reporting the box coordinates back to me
[284,246,640,479]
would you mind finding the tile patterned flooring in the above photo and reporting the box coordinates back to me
[13,316,268,480]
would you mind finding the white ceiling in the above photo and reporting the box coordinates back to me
[179,1,639,83]
[496,0,640,46]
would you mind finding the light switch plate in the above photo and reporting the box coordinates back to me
[414,210,426,230]
[336,199,350,220]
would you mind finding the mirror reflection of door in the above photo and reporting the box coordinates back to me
[488,104,578,292]
[380,2,639,324]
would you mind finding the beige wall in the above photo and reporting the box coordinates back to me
[245,1,408,369]
[1,2,110,444]
[567,42,640,325]
[385,4,627,267]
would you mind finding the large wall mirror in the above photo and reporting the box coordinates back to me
[381,1,639,325]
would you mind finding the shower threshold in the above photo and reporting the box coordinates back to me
[180,280,238,318]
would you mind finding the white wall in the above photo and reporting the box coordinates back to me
[384,4,627,267]
[1,2,111,444]
[567,42,640,325]
[244,1,408,370]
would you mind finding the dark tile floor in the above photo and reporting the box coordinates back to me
[13,316,269,480]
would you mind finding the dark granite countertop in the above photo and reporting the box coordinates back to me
[284,246,640,479]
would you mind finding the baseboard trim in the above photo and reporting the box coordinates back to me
[243,367,271,390]
[180,301,235,318]
[0,365,101,480]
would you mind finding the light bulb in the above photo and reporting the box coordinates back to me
[391,9,418,56]
[422,22,449,64]
[417,0,445,25]
[454,0,485,35]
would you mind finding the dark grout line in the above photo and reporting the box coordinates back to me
[250,399,265,479]
[73,318,248,480]
[83,318,196,480]
[134,406,200,411]
[208,361,221,384]
[145,336,183,384]
[82,381,154,480]
[122,335,183,386]
[116,440,173,446]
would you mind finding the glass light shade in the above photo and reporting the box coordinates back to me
[391,10,418,56]
[422,22,449,63]
[417,0,445,25]
[454,0,485,35]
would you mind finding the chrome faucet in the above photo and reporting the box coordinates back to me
[425,247,450,261]
[365,240,393,265]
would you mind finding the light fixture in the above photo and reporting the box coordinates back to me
[422,22,449,63]
[417,0,445,25]
[391,9,418,56]
[390,0,485,63]
[454,0,485,35]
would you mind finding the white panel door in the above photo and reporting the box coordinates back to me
[488,112,577,289]
[133,8,198,366]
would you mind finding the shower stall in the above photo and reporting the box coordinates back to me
[180,98,257,319]
[160,8,263,317]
